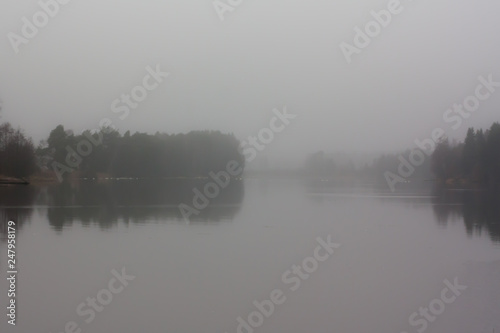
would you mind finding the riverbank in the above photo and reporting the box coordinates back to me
[0,176,29,185]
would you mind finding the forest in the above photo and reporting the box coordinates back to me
[0,122,244,182]
[431,123,500,186]
[1,120,499,188]
[302,122,500,188]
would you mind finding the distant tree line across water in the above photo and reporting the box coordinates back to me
[41,125,245,180]
[431,123,500,186]
[0,123,244,181]
[0,122,36,178]
[0,120,499,188]
[303,122,500,188]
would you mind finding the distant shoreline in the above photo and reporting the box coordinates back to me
[0,176,29,185]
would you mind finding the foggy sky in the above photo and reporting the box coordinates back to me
[1,0,499,166]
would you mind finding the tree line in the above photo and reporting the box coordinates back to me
[301,122,500,189]
[0,122,244,181]
[0,123,36,179]
[431,122,500,186]
[2,119,499,186]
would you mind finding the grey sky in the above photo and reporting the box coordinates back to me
[0,0,499,165]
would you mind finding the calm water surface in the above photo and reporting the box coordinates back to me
[1,179,499,333]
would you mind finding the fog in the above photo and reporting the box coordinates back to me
[2,2,500,332]
[1,0,499,167]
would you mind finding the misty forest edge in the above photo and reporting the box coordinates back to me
[0,121,499,189]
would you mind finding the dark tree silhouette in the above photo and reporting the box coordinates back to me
[431,122,500,187]
[40,125,244,180]
[0,123,36,178]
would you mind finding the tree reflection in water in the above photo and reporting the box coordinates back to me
[432,185,500,243]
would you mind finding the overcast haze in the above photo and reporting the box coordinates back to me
[1,0,499,165]
[2,2,500,333]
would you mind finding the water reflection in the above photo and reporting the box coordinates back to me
[303,179,435,205]
[2,179,499,242]
[303,179,500,243]
[0,185,38,241]
[45,179,244,230]
[0,179,244,233]
[432,186,500,243]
